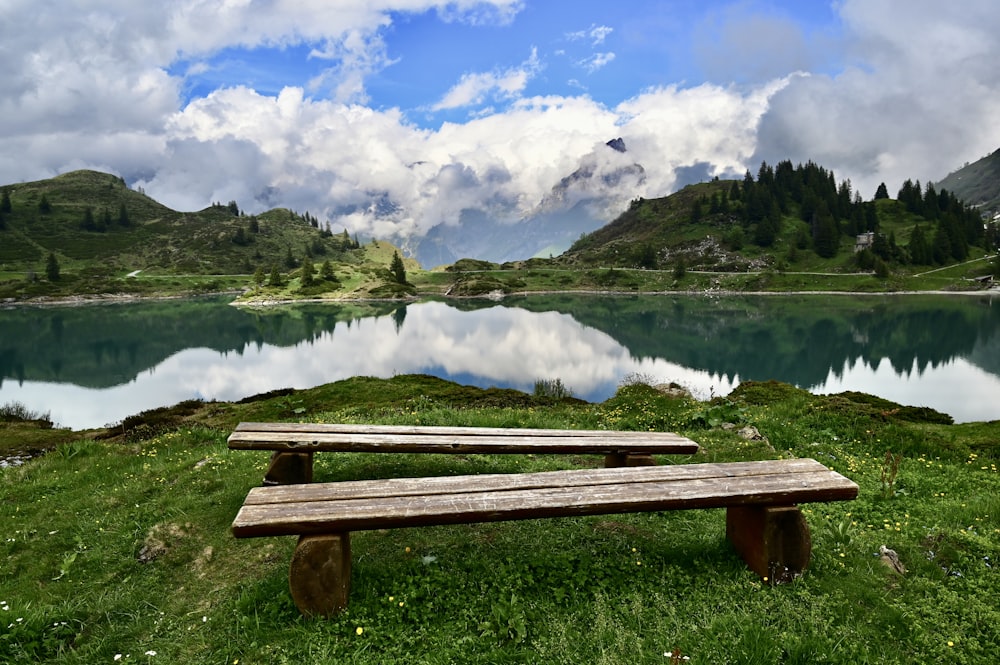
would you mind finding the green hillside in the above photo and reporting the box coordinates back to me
[936,148,1000,214]
[559,161,997,282]
[2,163,998,303]
[0,170,402,300]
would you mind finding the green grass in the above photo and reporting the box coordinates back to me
[2,376,998,663]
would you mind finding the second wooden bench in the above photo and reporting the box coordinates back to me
[228,422,701,484]
[232,457,859,616]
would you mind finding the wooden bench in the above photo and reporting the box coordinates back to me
[231,457,859,617]
[228,423,701,485]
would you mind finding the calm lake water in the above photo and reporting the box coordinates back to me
[2,293,998,429]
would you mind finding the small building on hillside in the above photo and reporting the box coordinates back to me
[854,232,875,253]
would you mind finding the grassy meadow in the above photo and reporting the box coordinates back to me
[1,375,999,664]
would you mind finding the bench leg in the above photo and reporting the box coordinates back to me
[289,533,351,617]
[604,452,657,467]
[725,505,811,584]
[263,451,314,485]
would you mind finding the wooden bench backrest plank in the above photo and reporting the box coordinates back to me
[228,423,699,455]
[233,459,858,538]
[234,422,684,438]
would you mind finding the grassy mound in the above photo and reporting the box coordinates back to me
[1,376,998,663]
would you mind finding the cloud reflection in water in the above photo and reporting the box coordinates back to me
[4,297,997,429]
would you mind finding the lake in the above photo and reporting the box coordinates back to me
[1,293,998,429]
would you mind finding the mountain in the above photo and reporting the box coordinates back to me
[0,169,356,277]
[558,158,992,276]
[409,138,646,267]
[936,148,1000,216]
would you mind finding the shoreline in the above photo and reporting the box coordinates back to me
[4,284,998,308]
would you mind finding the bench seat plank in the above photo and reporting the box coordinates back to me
[240,458,828,505]
[233,459,857,538]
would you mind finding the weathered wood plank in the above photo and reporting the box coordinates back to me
[229,429,698,454]
[232,461,858,538]
[234,422,687,439]
[242,458,835,505]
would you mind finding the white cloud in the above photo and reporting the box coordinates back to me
[616,80,787,196]
[431,48,542,110]
[567,24,614,46]
[435,0,524,26]
[693,5,828,83]
[752,0,1000,197]
[0,1,523,156]
[2,0,999,254]
[578,52,616,74]
[136,77,774,243]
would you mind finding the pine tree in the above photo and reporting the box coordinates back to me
[45,252,60,281]
[634,244,658,269]
[118,202,130,227]
[81,207,96,231]
[672,258,687,280]
[389,251,407,284]
[869,232,889,260]
[320,260,338,283]
[690,198,703,223]
[908,225,931,265]
[874,182,890,200]
[931,226,952,265]
[268,265,283,287]
[0,189,11,213]
[299,256,315,287]
[812,202,840,258]
[253,266,266,289]
[754,200,781,247]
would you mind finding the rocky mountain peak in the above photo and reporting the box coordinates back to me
[606,137,627,153]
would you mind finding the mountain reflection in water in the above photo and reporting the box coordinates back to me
[1,293,997,428]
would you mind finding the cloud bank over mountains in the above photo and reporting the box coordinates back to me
[2,1,999,260]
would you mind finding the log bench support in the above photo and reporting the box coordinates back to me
[725,505,811,584]
[290,534,351,617]
[232,458,857,617]
[265,451,314,485]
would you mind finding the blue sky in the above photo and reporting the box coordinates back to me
[170,0,845,125]
[2,1,999,245]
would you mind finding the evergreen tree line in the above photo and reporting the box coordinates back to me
[79,203,132,231]
[256,256,341,290]
[895,179,983,264]
[695,160,989,265]
[0,188,10,229]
